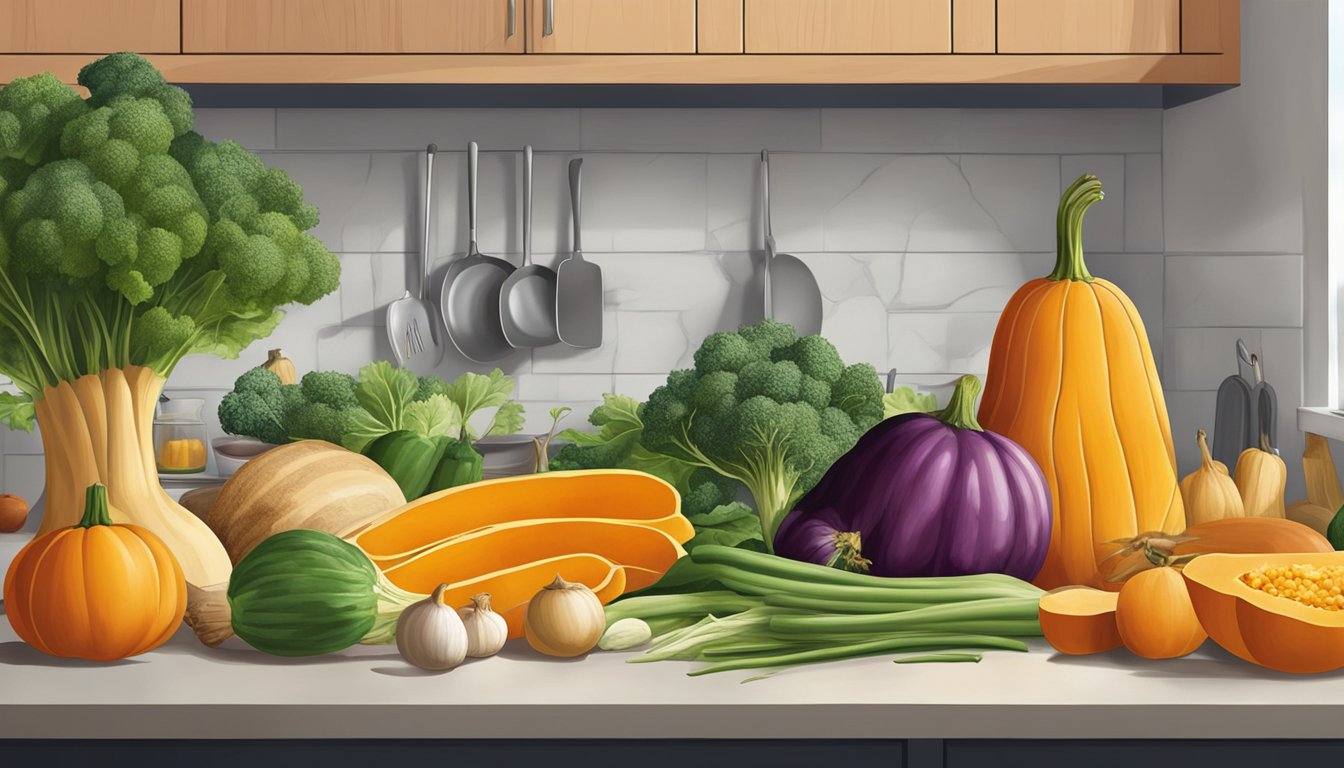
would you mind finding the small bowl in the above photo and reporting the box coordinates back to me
[475,434,542,479]
[212,437,277,477]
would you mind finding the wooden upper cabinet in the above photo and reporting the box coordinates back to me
[527,0,696,53]
[998,0,1180,54]
[183,0,524,53]
[0,0,179,53]
[744,0,951,54]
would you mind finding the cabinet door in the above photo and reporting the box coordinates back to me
[527,0,696,53]
[0,0,178,53]
[183,0,524,53]
[744,0,951,54]
[998,0,1179,53]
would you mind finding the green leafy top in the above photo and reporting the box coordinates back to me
[883,385,939,419]
[0,53,339,400]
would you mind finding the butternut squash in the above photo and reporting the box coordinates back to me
[1185,552,1344,673]
[348,469,692,564]
[262,349,297,386]
[979,174,1184,590]
[1180,430,1244,525]
[1234,433,1287,519]
[1286,499,1337,536]
[383,518,685,596]
[1303,433,1344,512]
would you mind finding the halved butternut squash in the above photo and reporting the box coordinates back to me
[1039,586,1121,656]
[1184,552,1344,673]
[425,553,634,639]
[383,518,686,596]
[347,469,691,563]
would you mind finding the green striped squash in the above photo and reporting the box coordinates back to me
[228,529,380,657]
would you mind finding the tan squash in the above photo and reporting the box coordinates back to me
[1286,499,1337,536]
[261,349,298,386]
[1303,433,1344,512]
[382,518,684,597]
[1234,432,1287,519]
[209,440,405,564]
[348,469,693,566]
[1115,566,1206,659]
[1038,586,1121,655]
[1180,430,1244,525]
[1184,552,1344,673]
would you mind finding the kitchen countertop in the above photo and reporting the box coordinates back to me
[1,525,1343,742]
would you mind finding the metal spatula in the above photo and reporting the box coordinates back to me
[385,144,444,373]
[556,158,603,348]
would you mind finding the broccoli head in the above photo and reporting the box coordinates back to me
[0,53,339,396]
[217,367,288,445]
[641,319,884,550]
[300,370,358,409]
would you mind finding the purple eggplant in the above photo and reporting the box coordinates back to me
[774,374,1051,580]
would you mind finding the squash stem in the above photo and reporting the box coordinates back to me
[933,375,984,432]
[827,531,872,574]
[1197,429,1217,470]
[77,483,112,528]
[1049,174,1103,283]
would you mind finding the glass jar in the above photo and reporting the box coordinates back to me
[154,398,209,474]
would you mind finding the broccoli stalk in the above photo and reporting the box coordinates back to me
[640,320,884,552]
[0,54,339,585]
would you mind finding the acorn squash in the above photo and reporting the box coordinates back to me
[1184,552,1344,673]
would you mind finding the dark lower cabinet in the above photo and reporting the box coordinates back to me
[4,739,1344,767]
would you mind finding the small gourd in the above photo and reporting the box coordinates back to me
[262,348,298,385]
[1115,566,1207,659]
[0,493,28,532]
[1234,430,1287,519]
[3,484,186,661]
[1180,430,1245,525]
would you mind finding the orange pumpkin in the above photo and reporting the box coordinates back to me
[0,493,28,532]
[979,174,1185,591]
[3,484,186,661]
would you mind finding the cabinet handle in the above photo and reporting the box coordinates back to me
[507,0,516,36]
[544,0,555,36]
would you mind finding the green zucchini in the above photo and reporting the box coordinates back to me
[227,530,420,656]
[364,430,448,500]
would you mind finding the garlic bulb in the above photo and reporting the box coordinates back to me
[524,575,605,657]
[458,592,508,658]
[599,618,652,651]
[396,583,468,671]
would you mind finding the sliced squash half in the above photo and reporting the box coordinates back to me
[1183,552,1344,673]
[1038,586,1121,656]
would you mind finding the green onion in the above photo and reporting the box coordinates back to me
[687,633,1029,676]
[894,653,983,664]
[604,592,762,625]
[769,597,1041,635]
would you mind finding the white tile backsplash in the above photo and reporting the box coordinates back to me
[5,106,1233,498]
[1165,254,1303,328]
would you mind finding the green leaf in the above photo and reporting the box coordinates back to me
[0,391,35,432]
[444,369,514,422]
[404,394,463,439]
[340,409,390,454]
[883,386,939,419]
[480,400,525,439]
[355,361,419,432]
[685,502,766,552]
[624,444,697,490]
[557,393,642,448]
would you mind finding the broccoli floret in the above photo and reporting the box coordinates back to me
[287,402,362,445]
[641,319,884,551]
[0,53,339,397]
[217,368,288,445]
[300,370,358,409]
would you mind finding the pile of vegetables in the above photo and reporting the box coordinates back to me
[187,470,695,652]
[602,545,1043,677]
[0,53,340,586]
[219,361,526,498]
